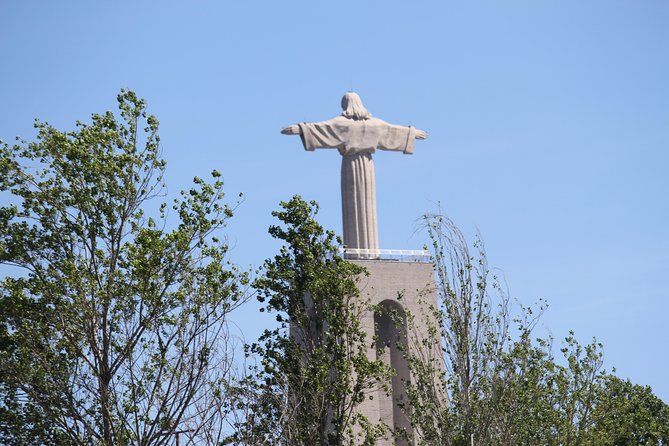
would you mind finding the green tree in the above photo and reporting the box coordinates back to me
[403,213,526,445]
[225,196,389,446]
[589,375,669,445]
[0,91,247,445]
[404,213,669,446]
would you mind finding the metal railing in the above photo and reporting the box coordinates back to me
[341,248,432,262]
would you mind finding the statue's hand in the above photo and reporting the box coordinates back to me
[415,129,428,140]
[281,124,300,135]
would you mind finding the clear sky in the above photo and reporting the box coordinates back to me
[2,1,668,401]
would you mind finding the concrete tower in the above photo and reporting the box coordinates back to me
[282,93,440,445]
[352,258,438,445]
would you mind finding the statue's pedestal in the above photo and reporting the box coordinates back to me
[351,259,440,445]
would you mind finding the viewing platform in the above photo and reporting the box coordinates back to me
[341,248,432,263]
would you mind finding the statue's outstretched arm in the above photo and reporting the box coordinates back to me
[380,119,428,141]
[281,124,300,135]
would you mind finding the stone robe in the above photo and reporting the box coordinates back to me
[297,116,416,252]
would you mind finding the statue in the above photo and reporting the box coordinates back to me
[282,92,427,254]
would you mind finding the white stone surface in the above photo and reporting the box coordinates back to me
[282,92,426,251]
[283,93,436,444]
[352,260,441,445]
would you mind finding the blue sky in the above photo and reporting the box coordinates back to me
[2,1,668,401]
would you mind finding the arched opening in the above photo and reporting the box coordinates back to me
[375,299,411,444]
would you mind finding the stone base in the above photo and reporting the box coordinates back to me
[351,260,439,446]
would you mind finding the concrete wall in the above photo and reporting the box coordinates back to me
[351,260,439,445]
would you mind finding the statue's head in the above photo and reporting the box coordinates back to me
[341,92,371,121]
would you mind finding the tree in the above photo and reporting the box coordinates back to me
[402,213,527,445]
[0,91,247,445]
[589,375,669,445]
[224,196,389,446]
[403,213,669,446]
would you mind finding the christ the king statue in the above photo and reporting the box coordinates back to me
[281,92,427,254]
